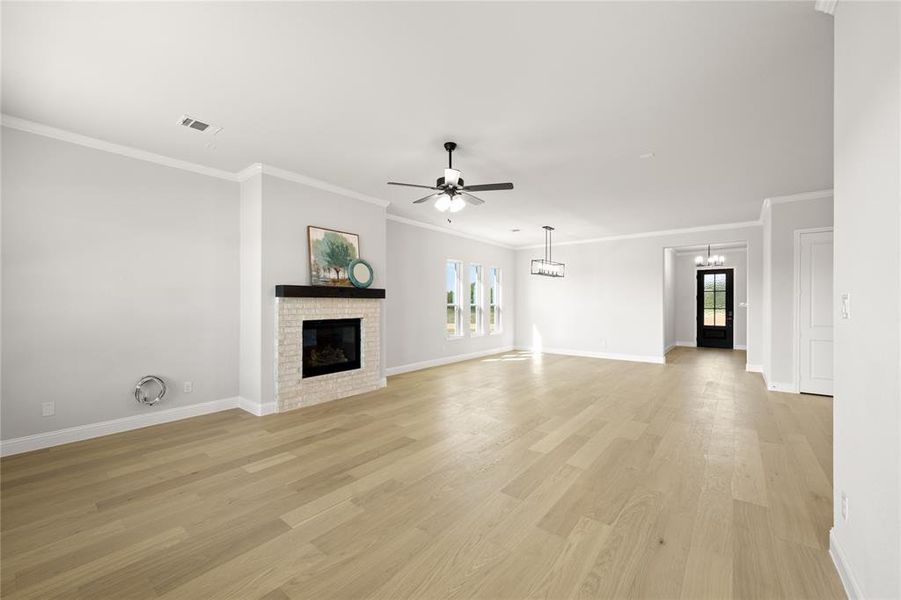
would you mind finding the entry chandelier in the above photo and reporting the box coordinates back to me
[531,226,565,277]
[695,244,725,267]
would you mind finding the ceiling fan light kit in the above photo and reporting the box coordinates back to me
[531,226,566,278]
[388,141,513,214]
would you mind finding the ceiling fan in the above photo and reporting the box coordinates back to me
[387,142,513,213]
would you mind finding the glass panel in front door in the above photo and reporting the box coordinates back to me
[703,273,727,327]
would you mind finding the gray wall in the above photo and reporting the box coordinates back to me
[663,248,676,351]
[239,173,263,403]
[514,225,763,365]
[385,219,515,370]
[833,3,900,597]
[261,174,387,403]
[1,127,240,439]
[765,196,833,387]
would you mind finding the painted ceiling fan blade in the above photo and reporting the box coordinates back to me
[412,193,439,204]
[462,182,514,192]
[461,191,486,205]
[387,182,440,190]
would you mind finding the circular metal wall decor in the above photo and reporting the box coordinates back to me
[347,258,374,288]
[134,375,167,406]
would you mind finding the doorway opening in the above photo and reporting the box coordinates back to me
[662,242,749,361]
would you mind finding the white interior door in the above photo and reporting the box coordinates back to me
[799,229,834,395]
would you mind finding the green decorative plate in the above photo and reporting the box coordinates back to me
[347,258,374,288]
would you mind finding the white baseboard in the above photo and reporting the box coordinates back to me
[237,397,278,417]
[515,346,665,365]
[734,344,747,350]
[746,364,763,373]
[675,340,697,347]
[830,529,863,599]
[766,381,797,394]
[386,346,515,376]
[664,343,676,354]
[0,396,241,457]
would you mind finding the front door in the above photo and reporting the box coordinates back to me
[696,269,733,349]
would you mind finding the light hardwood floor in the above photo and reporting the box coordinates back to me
[1,348,845,599]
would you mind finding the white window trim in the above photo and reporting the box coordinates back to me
[489,266,502,335]
[446,259,464,340]
[469,263,485,337]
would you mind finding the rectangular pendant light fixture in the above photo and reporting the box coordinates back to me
[531,225,565,277]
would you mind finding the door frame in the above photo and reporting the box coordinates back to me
[792,226,834,394]
[695,267,735,348]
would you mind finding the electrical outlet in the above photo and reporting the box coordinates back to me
[183,381,193,393]
[841,492,849,521]
[41,401,55,417]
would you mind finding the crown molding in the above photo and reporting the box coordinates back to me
[386,214,515,250]
[673,241,748,256]
[236,162,263,181]
[514,219,762,250]
[1,114,240,181]
[814,0,837,16]
[759,188,833,221]
[3,115,834,245]
[1,115,392,208]
[250,163,390,208]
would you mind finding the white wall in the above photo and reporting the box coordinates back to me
[832,3,900,598]
[514,224,762,366]
[385,217,516,372]
[1,127,240,440]
[673,247,748,349]
[239,173,263,404]
[258,173,387,407]
[663,248,676,352]
[762,195,833,389]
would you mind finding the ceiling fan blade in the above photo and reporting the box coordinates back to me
[387,181,440,190]
[412,193,439,204]
[462,182,514,192]
[461,191,486,205]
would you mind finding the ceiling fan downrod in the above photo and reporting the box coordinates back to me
[444,141,456,169]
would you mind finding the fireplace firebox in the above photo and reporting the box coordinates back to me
[302,318,361,378]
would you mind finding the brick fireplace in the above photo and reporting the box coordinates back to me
[275,286,385,412]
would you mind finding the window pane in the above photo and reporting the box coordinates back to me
[470,306,477,332]
[489,306,497,333]
[447,306,456,334]
[715,309,726,326]
[704,291,714,309]
[704,309,715,325]
[715,273,726,290]
[714,292,725,309]
[446,263,456,305]
[704,274,715,291]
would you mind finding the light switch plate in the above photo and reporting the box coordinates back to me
[840,293,850,319]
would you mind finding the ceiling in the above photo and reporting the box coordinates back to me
[1,2,833,246]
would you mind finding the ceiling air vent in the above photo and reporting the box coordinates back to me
[178,115,220,134]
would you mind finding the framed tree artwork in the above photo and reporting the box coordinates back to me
[308,226,360,287]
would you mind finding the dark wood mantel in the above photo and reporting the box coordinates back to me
[275,285,386,299]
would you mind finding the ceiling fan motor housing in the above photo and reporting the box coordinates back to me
[436,176,464,188]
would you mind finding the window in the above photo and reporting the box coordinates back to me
[446,260,462,336]
[469,264,483,335]
[488,267,501,333]
[703,272,727,326]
